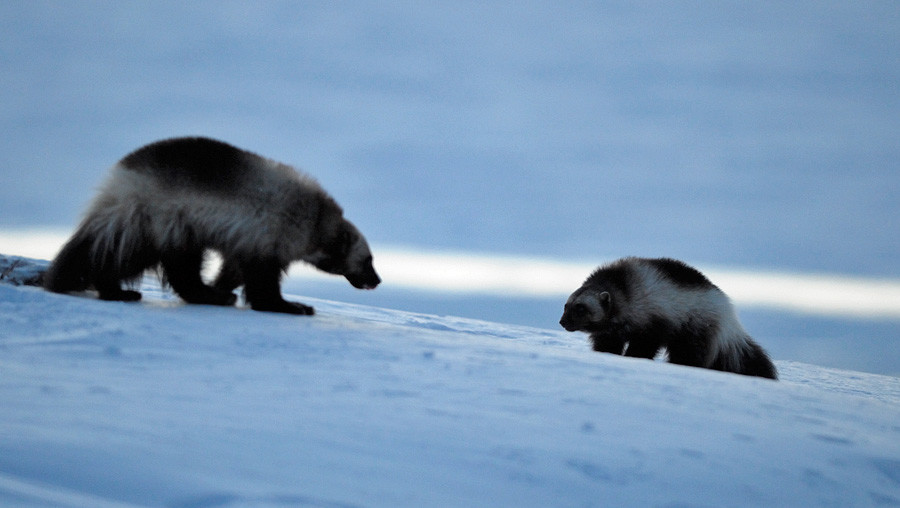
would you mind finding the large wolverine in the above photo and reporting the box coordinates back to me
[560,257,777,379]
[45,137,380,315]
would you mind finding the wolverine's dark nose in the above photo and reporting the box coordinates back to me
[346,269,380,290]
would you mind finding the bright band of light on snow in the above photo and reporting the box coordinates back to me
[3,230,900,319]
[366,248,900,319]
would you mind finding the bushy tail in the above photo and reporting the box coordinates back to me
[741,339,778,380]
[44,230,94,293]
[710,335,778,380]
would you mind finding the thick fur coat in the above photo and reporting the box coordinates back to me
[560,257,777,379]
[45,137,380,314]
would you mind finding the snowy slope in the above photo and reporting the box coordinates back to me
[1,261,899,507]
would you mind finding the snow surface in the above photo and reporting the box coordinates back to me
[2,260,899,507]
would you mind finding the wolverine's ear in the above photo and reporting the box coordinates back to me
[598,291,611,311]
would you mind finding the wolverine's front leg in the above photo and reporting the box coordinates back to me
[241,258,314,315]
[590,332,626,355]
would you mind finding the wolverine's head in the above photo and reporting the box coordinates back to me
[559,287,612,332]
[309,220,381,290]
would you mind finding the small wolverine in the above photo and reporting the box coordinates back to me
[45,137,380,314]
[560,257,777,379]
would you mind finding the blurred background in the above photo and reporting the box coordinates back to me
[1,1,898,374]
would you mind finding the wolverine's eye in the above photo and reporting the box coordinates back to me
[572,303,587,316]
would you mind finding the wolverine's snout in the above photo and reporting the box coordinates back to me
[346,269,381,290]
[559,313,577,332]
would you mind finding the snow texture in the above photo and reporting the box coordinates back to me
[1,257,899,507]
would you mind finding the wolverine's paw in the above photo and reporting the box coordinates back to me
[250,299,315,315]
[98,289,142,302]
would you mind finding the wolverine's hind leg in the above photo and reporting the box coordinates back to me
[160,250,237,306]
[241,257,314,315]
[92,248,156,302]
[95,278,142,301]
[49,229,145,301]
[92,260,144,302]
[44,233,94,294]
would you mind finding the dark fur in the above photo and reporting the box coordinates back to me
[560,257,777,380]
[120,136,247,190]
